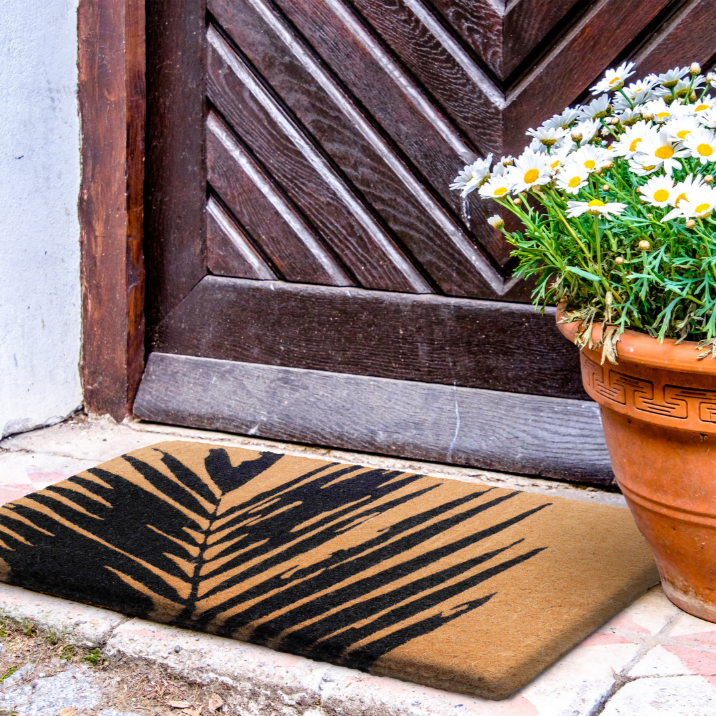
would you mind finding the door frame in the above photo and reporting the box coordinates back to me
[78,0,146,421]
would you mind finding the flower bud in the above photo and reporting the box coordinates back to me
[487,214,505,229]
[705,175,714,184]
[691,63,701,75]
[600,127,610,136]
[513,197,522,206]
[501,157,514,167]
[638,240,651,250]
[571,132,583,143]
[609,117,619,125]
[615,256,625,265]
[690,91,698,103]
[602,184,610,191]
[603,161,614,171]
[646,213,653,219]
[686,219,697,229]
[641,111,654,121]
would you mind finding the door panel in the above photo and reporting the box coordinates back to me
[141,0,716,481]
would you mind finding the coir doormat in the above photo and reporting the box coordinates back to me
[0,442,657,699]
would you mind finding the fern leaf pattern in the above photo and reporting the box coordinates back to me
[0,442,551,675]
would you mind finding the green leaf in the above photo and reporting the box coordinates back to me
[566,266,601,282]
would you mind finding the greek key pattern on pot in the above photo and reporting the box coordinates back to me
[581,354,716,423]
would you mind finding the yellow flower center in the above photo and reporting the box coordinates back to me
[588,200,605,207]
[643,164,657,171]
[697,143,714,157]
[629,138,643,151]
[494,186,508,196]
[610,77,621,85]
[677,129,691,139]
[696,104,710,112]
[550,159,561,169]
[568,176,581,188]
[656,112,671,119]
[584,159,596,170]
[524,168,540,184]
[587,199,606,215]
[653,189,670,202]
[696,202,712,214]
[675,192,687,206]
[655,145,674,159]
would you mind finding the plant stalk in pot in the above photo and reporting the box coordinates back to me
[452,61,716,621]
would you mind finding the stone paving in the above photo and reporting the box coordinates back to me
[0,416,715,714]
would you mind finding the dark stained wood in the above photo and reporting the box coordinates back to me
[209,0,513,281]
[78,0,146,420]
[135,352,614,484]
[504,0,672,152]
[344,0,504,157]
[207,35,433,293]
[144,0,207,335]
[152,276,588,399]
[206,198,277,280]
[502,0,584,81]
[632,0,716,76]
[428,0,504,79]
[207,114,352,285]
[272,0,499,242]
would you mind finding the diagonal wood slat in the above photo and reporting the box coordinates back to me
[203,0,716,299]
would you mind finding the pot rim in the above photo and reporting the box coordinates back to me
[555,307,716,374]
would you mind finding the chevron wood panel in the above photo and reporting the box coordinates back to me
[203,0,716,300]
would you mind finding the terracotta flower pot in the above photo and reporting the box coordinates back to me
[557,312,716,622]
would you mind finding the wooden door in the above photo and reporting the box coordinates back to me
[135,0,715,484]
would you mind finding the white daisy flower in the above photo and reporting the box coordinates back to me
[526,125,569,147]
[591,62,636,94]
[571,118,601,144]
[543,108,581,130]
[570,144,611,173]
[478,175,512,199]
[491,158,512,177]
[555,163,589,194]
[664,115,701,142]
[649,67,689,90]
[566,199,627,218]
[662,174,705,221]
[674,186,716,219]
[683,126,716,164]
[635,128,689,174]
[450,154,493,196]
[616,107,646,126]
[698,107,716,130]
[639,175,675,207]
[506,150,551,193]
[671,76,705,99]
[579,95,611,120]
[611,121,656,158]
[642,98,683,123]
[545,145,574,173]
[628,154,659,176]
[693,96,716,116]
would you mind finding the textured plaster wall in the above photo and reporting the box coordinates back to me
[0,0,82,437]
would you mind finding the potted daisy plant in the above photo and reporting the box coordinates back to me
[452,62,716,621]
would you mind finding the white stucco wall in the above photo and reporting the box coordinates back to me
[0,0,83,438]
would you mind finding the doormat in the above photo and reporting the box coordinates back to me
[0,441,657,699]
